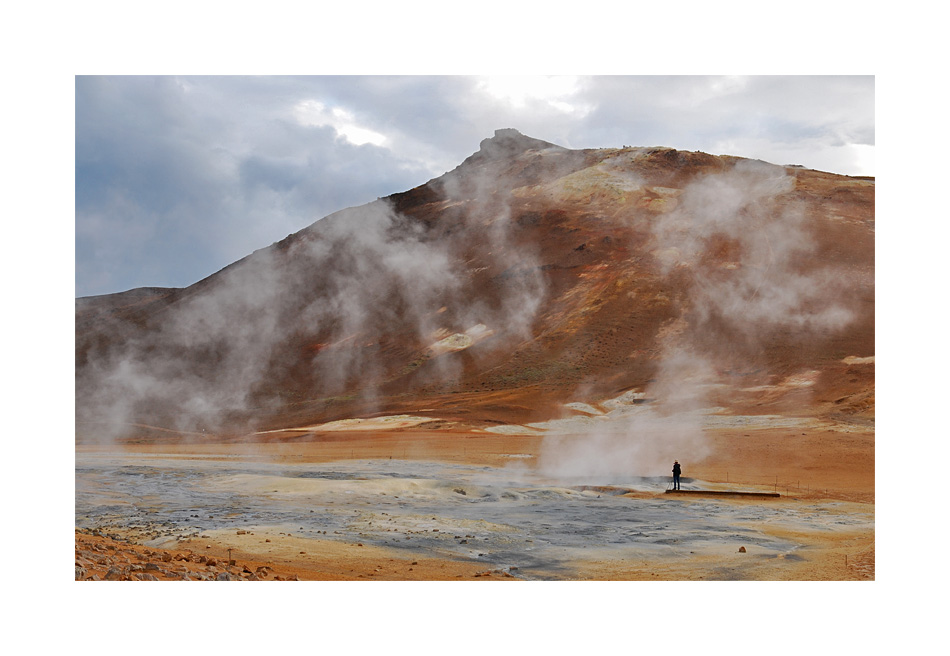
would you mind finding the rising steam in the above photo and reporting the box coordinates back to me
[77,157,549,442]
[538,158,856,480]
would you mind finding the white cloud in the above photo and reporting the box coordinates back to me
[293,100,389,147]
[708,136,876,177]
[847,144,875,177]
[477,75,593,116]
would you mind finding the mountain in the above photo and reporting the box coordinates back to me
[75,129,874,442]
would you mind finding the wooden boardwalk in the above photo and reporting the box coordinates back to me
[664,489,781,499]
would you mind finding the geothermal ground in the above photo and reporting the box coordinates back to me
[76,407,873,581]
[75,132,874,581]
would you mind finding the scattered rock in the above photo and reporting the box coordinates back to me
[738,546,747,553]
[81,551,108,565]
[75,531,310,583]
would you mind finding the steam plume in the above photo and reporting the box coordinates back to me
[538,158,856,480]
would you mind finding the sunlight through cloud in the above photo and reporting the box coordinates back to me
[293,99,388,147]
[478,75,592,116]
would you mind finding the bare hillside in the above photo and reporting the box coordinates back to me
[75,129,874,441]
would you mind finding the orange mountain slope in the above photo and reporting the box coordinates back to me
[75,129,873,441]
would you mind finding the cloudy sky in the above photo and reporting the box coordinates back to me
[75,75,874,298]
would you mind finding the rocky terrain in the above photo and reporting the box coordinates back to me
[75,527,520,581]
[76,528,291,581]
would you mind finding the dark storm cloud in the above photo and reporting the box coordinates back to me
[75,76,439,297]
[75,75,874,298]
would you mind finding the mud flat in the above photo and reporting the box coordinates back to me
[76,422,873,581]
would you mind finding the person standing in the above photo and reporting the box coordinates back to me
[672,461,682,490]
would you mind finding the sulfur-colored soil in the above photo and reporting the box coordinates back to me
[76,422,873,581]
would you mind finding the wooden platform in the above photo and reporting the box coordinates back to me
[665,489,781,499]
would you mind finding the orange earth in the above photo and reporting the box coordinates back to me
[76,420,873,582]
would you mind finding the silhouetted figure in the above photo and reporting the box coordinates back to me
[672,461,681,490]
